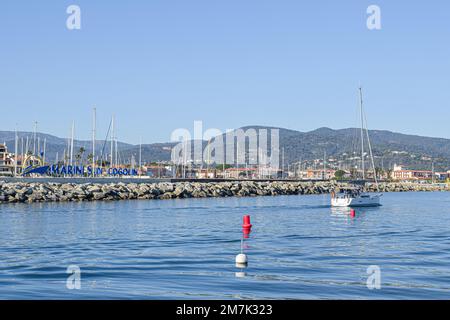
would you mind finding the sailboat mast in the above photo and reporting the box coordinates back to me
[43,138,46,164]
[359,87,365,180]
[115,136,118,167]
[360,87,380,191]
[14,126,18,177]
[21,137,24,170]
[139,137,142,177]
[92,107,96,176]
[70,120,75,166]
[33,121,37,156]
[110,115,114,167]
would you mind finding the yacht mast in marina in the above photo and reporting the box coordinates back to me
[14,126,18,177]
[111,115,115,167]
[92,107,96,176]
[359,87,365,180]
[43,138,46,164]
[21,137,24,169]
[33,121,37,156]
[139,137,142,177]
[359,87,379,190]
[70,120,75,166]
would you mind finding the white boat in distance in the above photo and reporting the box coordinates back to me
[331,188,382,207]
[331,87,383,207]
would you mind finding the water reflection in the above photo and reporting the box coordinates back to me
[330,206,352,216]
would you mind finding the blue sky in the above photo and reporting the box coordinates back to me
[0,1,449,143]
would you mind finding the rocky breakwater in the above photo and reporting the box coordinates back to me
[0,181,448,204]
[0,181,337,204]
[365,182,449,193]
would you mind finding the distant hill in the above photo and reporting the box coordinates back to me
[276,127,450,170]
[1,127,450,170]
[210,126,450,171]
[0,131,134,164]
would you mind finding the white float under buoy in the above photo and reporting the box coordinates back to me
[235,253,248,268]
[235,253,248,264]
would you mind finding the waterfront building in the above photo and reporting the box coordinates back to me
[434,171,450,181]
[195,169,217,179]
[222,167,257,179]
[257,166,283,179]
[391,164,433,181]
[144,164,170,178]
[0,143,13,176]
[298,169,336,180]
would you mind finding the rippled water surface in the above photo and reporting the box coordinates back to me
[1,192,450,299]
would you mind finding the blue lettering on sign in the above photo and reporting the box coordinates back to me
[45,164,137,177]
[75,166,83,175]
[50,165,59,175]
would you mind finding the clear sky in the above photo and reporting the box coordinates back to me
[0,1,449,143]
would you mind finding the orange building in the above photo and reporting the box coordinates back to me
[300,169,336,180]
[391,165,432,181]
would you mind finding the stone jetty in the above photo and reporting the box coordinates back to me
[0,180,447,204]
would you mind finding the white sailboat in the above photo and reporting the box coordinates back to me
[331,88,382,207]
[331,188,381,207]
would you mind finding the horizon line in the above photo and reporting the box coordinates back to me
[1,126,449,146]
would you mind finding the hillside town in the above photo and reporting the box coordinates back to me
[2,142,449,183]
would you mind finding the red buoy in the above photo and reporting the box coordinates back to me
[242,215,252,229]
[350,209,356,218]
[242,215,252,238]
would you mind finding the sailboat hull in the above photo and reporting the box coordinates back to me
[331,193,382,207]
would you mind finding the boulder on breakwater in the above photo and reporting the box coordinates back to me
[0,180,447,204]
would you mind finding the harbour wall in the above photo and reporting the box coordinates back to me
[0,180,448,204]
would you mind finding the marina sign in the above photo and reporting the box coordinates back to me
[49,165,138,177]
[23,164,138,177]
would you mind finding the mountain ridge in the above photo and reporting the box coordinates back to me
[1,127,449,170]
